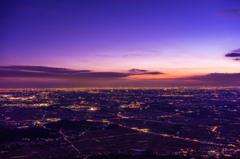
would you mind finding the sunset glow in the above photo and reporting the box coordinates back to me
[1,0,240,88]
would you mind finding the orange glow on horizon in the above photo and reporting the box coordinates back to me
[125,72,206,80]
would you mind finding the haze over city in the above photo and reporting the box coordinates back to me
[1,0,240,87]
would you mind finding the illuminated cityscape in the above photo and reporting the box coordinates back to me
[0,87,240,158]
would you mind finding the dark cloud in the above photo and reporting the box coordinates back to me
[225,53,240,57]
[221,8,240,16]
[0,66,163,80]
[225,49,240,61]
[146,72,163,75]
[129,69,147,74]
[0,66,90,74]
[76,72,129,78]
[128,69,163,75]
[188,73,240,82]
[1,67,240,88]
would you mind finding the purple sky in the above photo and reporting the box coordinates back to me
[1,0,240,88]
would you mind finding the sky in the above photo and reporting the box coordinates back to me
[1,0,240,88]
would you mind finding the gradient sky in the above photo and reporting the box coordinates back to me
[1,0,240,88]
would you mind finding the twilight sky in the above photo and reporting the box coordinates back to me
[1,0,240,88]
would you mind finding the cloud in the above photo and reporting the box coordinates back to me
[225,48,240,61]
[0,66,90,74]
[188,73,240,82]
[76,72,130,78]
[225,53,240,57]
[128,69,163,75]
[0,66,163,80]
[146,71,163,75]
[129,69,147,74]
[122,54,143,58]
[221,8,240,16]
[1,67,239,88]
